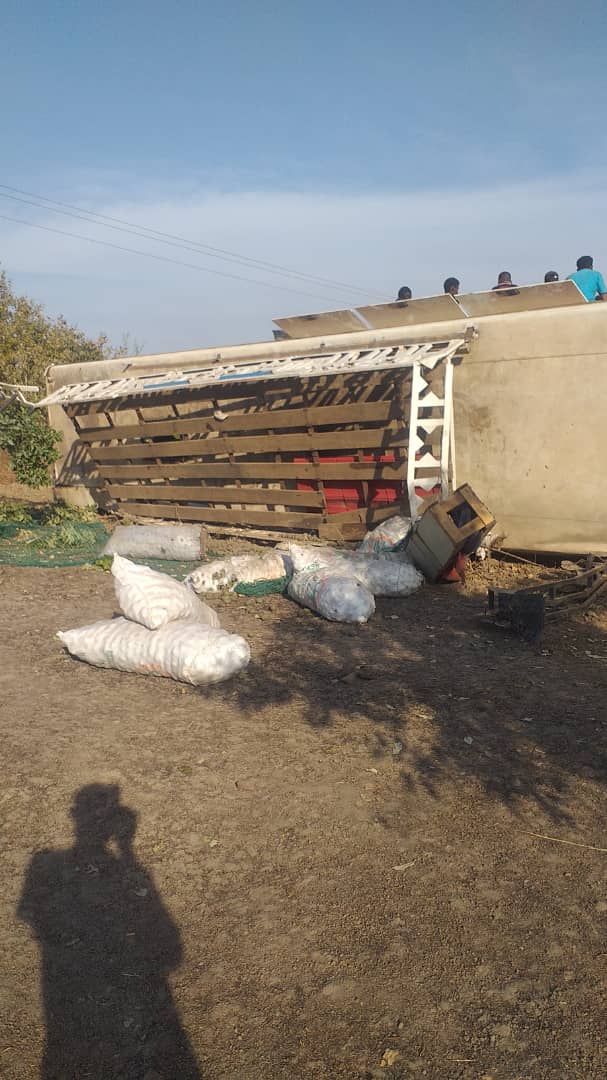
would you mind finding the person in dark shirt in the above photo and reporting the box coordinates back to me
[544,270,559,283]
[396,285,412,301]
[492,270,518,290]
[443,276,460,296]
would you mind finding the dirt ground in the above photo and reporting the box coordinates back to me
[1,555,607,1080]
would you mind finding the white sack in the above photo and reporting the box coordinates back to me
[288,569,375,623]
[57,617,250,686]
[111,555,219,630]
[284,544,423,597]
[102,524,204,560]
[186,551,289,593]
[358,515,412,554]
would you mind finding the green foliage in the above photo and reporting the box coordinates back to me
[92,555,113,572]
[0,498,35,524]
[0,265,138,488]
[0,268,111,390]
[0,403,61,486]
[0,496,101,524]
[37,520,99,550]
[0,266,141,389]
[41,500,99,525]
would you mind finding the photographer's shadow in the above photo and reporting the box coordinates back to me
[18,784,201,1079]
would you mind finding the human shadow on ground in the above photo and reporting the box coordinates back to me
[221,582,607,824]
[17,784,201,1080]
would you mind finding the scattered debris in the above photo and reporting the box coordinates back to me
[407,484,495,583]
[380,1048,401,1068]
[523,831,607,854]
[487,558,607,641]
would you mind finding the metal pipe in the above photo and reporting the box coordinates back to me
[47,318,476,389]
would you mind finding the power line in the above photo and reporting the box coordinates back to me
[0,211,360,305]
[0,183,384,301]
[0,189,358,306]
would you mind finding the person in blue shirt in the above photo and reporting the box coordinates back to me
[567,255,607,302]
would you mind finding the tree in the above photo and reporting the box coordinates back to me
[0,266,129,486]
[0,267,113,390]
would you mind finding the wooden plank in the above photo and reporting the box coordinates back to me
[317,503,404,526]
[66,375,394,422]
[107,483,324,508]
[318,521,366,541]
[116,502,322,529]
[85,425,408,462]
[97,461,406,482]
[64,372,394,419]
[206,524,319,543]
[318,506,405,541]
[76,399,396,442]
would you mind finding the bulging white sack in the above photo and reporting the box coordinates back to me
[57,617,250,686]
[111,555,219,630]
[284,543,423,597]
[186,551,289,593]
[102,524,204,560]
[358,515,412,554]
[288,569,375,623]
[346,553,423,596]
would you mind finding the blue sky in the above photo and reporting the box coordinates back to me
[1,0,606,353]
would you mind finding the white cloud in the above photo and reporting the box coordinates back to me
[1,173,605,354]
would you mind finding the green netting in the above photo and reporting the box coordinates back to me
[95,556,204,580]
[234,575,289,596]
[0,520,110,567]
[0,518,214,579]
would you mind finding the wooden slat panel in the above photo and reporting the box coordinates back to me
[97,461,406,482]
[317,503,404,525]
[318,504,407,540]
[76,399,396,442]
[64,371,398,418]
[117,503,322,529]
[107,483,324,508]
[86,426,407,463]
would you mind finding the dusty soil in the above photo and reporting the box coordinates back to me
[1,557,607,1079]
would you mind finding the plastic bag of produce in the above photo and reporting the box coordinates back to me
[186,551,289,593]
[283,543,422,597]
[102,524,204,560]
[57,617,249,686]
[358,515,412,554]
[112,555,219,630]
[288,569,375,623]
[343,553,422,596]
